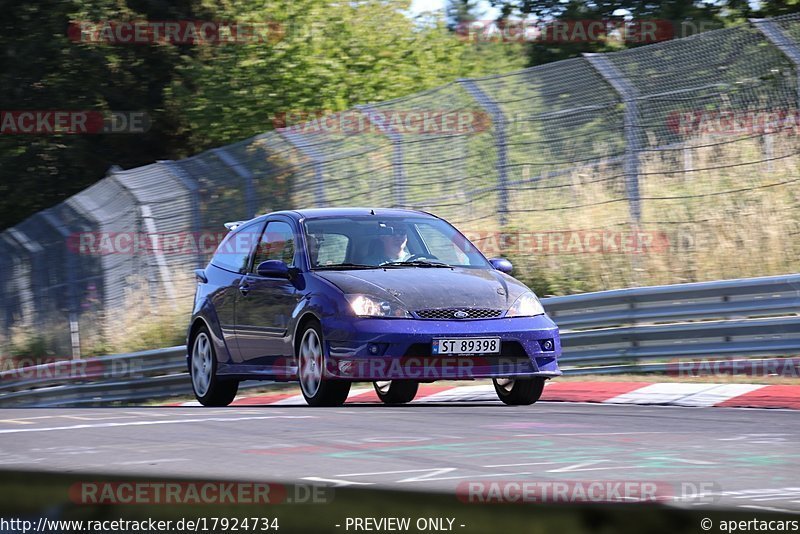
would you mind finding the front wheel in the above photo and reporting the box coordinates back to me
[297,321,351,406]
[493,377,545,405]
[190,327,239,406]
[374,380,418,404]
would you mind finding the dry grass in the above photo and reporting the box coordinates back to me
[460,133,800,295]
[99,272,195,355]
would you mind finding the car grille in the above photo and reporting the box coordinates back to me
[415,308,503,320]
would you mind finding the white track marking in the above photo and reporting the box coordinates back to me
[0,415,315,434]
[113,458,190,465]
[336,468,532,483]
[605,383,719,405]
[673,384,767,407]
[482,461,560,468]
[645,456,715,465]
[415,385,497,403]
[739,505,798,513]
[300,477,374,487]
[546,460,650,473]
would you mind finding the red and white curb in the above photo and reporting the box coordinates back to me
[171,381,800,409]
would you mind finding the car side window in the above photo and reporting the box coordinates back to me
[252,221,296,271]
[210,221,263,273]
[311,233,349,266]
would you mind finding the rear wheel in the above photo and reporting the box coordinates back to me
[190,327,238,407]
[374,380,418,404]
[297,321,350,406]
[493,377,545,406]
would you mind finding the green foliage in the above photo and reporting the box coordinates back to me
[171,0,525,148]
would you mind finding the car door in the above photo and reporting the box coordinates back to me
[234,218,300,365]
[208,219,265,363]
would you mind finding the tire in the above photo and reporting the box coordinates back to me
[190,326,239,407]
[374,380,418,404]
[493,377,545,406]
[297,321,350,407]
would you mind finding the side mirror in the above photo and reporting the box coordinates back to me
[256,260,290,278]
[489,257,513,274]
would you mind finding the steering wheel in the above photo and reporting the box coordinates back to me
[403,253,440,262]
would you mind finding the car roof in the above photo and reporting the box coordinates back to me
[269,207,437,220]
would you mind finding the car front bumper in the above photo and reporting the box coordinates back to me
[322,314,561,380]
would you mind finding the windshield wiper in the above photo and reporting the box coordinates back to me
[314,263,381,270]
[380,260,452,268]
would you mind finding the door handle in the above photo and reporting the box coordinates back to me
[239,283,250,296]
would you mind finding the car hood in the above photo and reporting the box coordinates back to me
[315,267,530,311]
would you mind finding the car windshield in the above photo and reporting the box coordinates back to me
[303,215,490,270]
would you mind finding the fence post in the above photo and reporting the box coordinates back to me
[355,105,406,208]
[750,18,800,110]
[750,18,800,171]
[457,78,508,227]
[584,54,642,224]
[212,148,257,218]
[161,161,204,268]
[277,129,328,207]
[110,172,180,311]
[39,210,82,359]
[6,228,41,329]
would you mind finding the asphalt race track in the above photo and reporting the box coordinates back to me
[0,402,798,512]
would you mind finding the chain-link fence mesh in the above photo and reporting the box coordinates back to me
[2,15,800,357]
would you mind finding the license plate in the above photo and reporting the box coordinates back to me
[432,338,500,355]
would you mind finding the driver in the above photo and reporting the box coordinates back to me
[366,226,408,264]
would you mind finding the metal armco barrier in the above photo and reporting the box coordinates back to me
[0,273,798,407]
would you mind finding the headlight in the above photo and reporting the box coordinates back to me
[506,291,545,317]
[346,294,411,318]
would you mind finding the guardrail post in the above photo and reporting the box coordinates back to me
[584,54,642,224]
[277,129,328,207]
[750,19,800,110]
[356,105,407,208]
[212,148,257,218]
[457,79,508,227]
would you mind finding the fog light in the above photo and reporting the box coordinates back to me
[368,343,380,355]
[539,339,554,351]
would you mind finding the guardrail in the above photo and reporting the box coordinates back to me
[1,273,798,407]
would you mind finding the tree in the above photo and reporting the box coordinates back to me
[0,0,207,230]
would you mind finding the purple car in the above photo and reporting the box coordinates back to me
[187,208,561,407]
